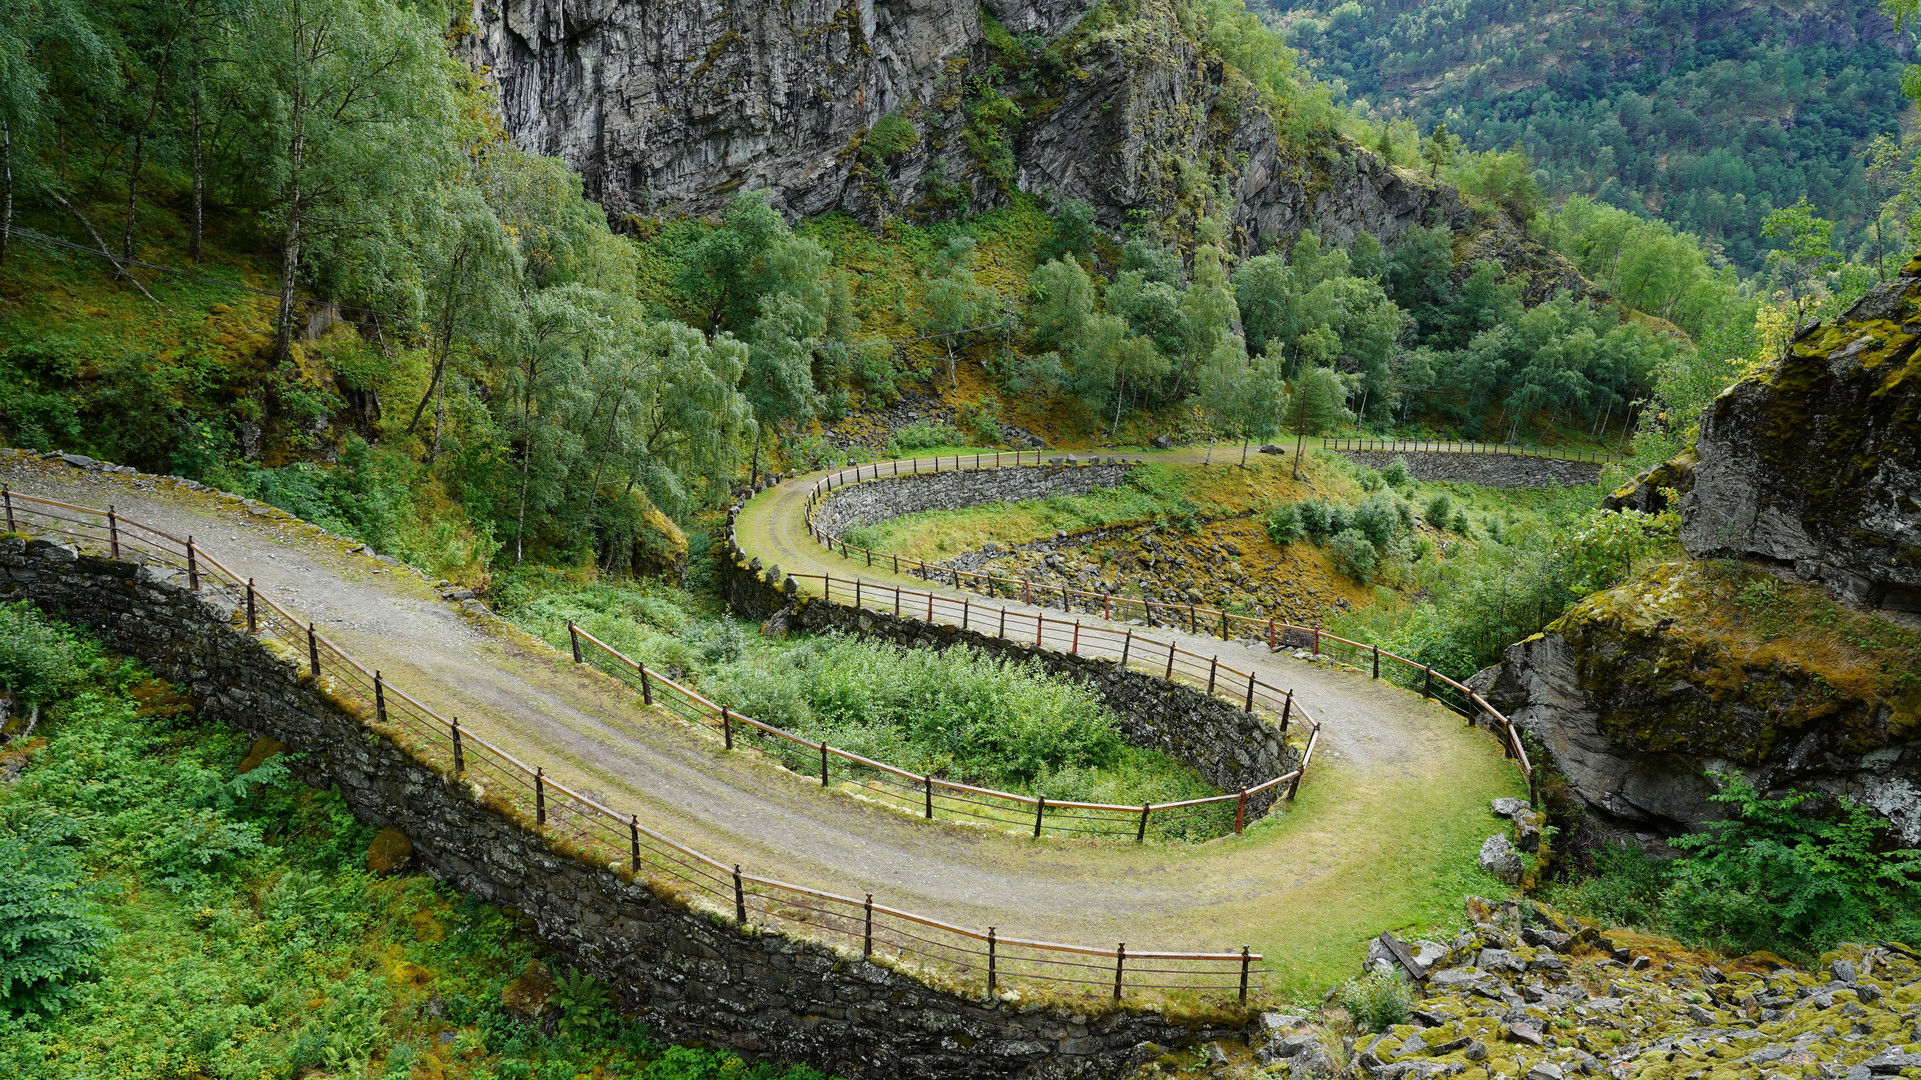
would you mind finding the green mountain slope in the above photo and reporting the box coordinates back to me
[1273,0,1910,271]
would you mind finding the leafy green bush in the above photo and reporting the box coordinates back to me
[1265,504,1302,545]
[1296,499,1330,540]
[1423,492,1453,528]
[889,421,966,452]
[1338,968,1412,1032]
[1663,776,1921,957]
[0,829,112,1017]
[1328,528,1378,580]
[1381,457,1410,487]
[0,602,98,714]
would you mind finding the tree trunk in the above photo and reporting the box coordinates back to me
[1240,437,1251,467]
[1292,428,1305,480]
[0,129,12,271]
[273,125,306,367]
[190,84,204,263]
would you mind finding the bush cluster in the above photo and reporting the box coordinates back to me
[1265,490,1417,582]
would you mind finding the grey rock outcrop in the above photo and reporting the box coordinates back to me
[461,0,1539,261]
[1681,265,1921,612]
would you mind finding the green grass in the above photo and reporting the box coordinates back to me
[0,607,833,1080]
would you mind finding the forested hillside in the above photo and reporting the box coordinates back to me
[1274,0,1910,271]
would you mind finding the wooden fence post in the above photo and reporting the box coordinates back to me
[1136,803,1150,843]
[1121,630,1132,668]
[1280,690,1292,733]
[864,894,874,959]
[638,663,653,705]
[1423,665,1432,699]
[721,707,733,750]
[734,865,746,923]
[1072,621,1080,655]
[630,816,641,871]
[925,776,934,819]
[374,671,387,724]
[2,486,12,532]
[307,623,320,677]
[820,742,830,786]
[246,579,256,633]
[1372,644,1380,678]
[1240,947,1251,1003]
[1268,617,1275,651]
[535,767,546,825]
[1165,641,1175,680]
[1220,610,1228,640]
[108,506,119,558]
[1244,672,1256,714]
[987,928,998,996]
[1114,944,1126,1001]
[568,622,582,663]
[1207,656,1217,696]
[186,536,198,590]
[1033,797,1046,837]
[1235,787,1247,833]
[451,718,464,774]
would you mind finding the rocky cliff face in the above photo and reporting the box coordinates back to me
[1476,562,1921,843]
[1681,263,1921,612]
[460,0,1503,255]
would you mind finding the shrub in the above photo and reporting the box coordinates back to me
[1339,968,1412,1032]
[1663,775,1921,957]
[889,421,965,452]
[1382,456,1411,487]
[1297,500,1332,541]
[1424,492,1453,528]
[0,829,113,1017]
[1328,528,1379,580]
[1351,490,1409,551]
[0,602,97,714]
[1264,504,1302,545]
[1449,507,1473,535]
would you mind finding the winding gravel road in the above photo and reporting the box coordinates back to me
[4,451,1521,990]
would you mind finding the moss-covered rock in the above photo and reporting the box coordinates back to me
[1481,561,1921,840]
[1682,264,1921,612]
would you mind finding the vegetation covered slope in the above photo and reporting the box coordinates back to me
[1272,0,1910,272]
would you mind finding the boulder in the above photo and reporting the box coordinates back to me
[1478,835,1524,885]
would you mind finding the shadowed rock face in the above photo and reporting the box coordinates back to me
[459,0,1484,250]
[1682,264,1921,612]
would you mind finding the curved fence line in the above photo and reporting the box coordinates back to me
[791,454,1536,803]
[572,603,1313,843]
[0,483,1266,1005]
[1323,437,1623,465]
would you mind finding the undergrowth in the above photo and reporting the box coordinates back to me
[0,603,832,1080]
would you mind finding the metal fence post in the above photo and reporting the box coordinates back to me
[451,717,464,774]
[987,928,998,996]
[535,767,546,824]
[1114,943,1126,1001]
[1072,621,1080,655]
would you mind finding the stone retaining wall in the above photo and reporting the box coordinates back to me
[1338,451,1604,488]
[0,534,1246,1079]
[808,462,1138,539]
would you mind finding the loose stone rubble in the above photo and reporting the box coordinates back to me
[1193,898,1921,1080]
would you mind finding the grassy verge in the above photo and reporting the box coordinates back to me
[0,603,833,1080]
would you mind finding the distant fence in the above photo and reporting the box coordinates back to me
[1324,437,1624,465]
[0,484,1266,1005]
[795,455,1537,803]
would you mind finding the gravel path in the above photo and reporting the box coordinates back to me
[5,452,1520,987]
